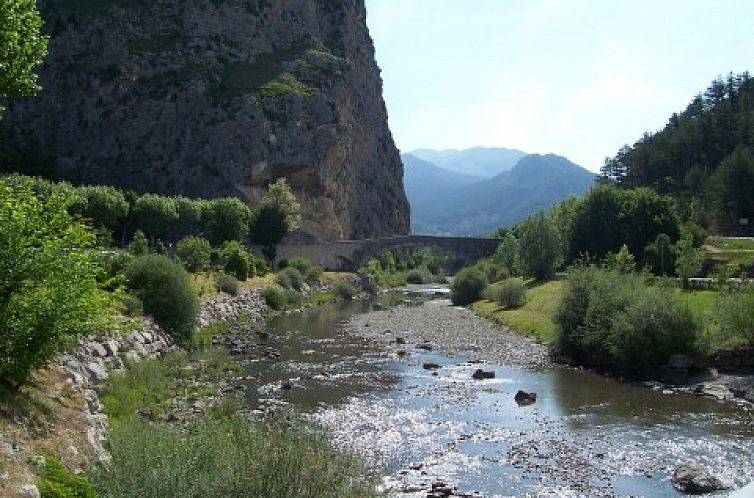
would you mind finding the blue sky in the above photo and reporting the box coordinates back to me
[365,0,754,172]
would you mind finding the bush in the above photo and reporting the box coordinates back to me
[276,267,304,291]
[176,236,211,272]
[483,278,527,308]
[451,267,489,306]
[406,269,432,284]
[220,241,252,281]
[130,229,149,256]
[38,455,96,498]
[88,415,377,498]
[260,287,303,311]
[279,257,322,284]
[715,288,754,346]
[333,282,357,301]
[216,274,240,296]
[555,266,700,378]
[0,180,109,389]
[125,255,199,344]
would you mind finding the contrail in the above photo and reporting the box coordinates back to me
[572,0,625,56]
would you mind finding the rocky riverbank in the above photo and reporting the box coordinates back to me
[1,288,268,497]
[346,299,551,369]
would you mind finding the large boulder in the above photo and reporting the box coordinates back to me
[672,463,728,494]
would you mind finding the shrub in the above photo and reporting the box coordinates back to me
[483,278,527,308]
[0,180,109,389]
[279,257,322,284]
[216,274,240,297]
[130,229,149,256]
[451,267,489,306]
[276,267,304,290]
[406,269,432,284]
[220,241,251,281]
[176,236,211,272]
[125,255,198,344]
[333,282,357,301]
[555,266,701,378]
[38,455,96,498]
[88,415,377,498]
[715,288,754,346]
[260,287,303,311]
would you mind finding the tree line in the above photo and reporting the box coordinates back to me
[600,71,754,233]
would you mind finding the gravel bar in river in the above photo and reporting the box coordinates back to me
[346,299,551,369]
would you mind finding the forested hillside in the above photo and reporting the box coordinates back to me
[601,72,754,233]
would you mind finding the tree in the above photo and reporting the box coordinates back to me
[249,179,301,263]
[518,211,560,280]
[130,229,148,256]
[0,0,48,119]
[0,179,108,388]
[202,197,251,247]
[72,185,130,235]
[492,232,522,276]
[176,236,211,272]
[713,146,754,228]
[133,194,178,245]
[605,244,636,274]
[675,237,702,289]
[173,196,202,240]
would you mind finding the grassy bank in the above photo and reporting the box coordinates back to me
[472,279,564,344]
[88,347,377,497]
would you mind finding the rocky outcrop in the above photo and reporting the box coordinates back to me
[4,0,409,241]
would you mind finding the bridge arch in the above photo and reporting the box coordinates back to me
[270,235,500,272]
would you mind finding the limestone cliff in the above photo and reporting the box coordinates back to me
[3,0,409,241]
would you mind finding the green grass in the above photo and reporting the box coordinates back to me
[711,238,754,251]
[707,250,754,267]
[88,415,378,498]
[194,322,230,346]
[473,279,564,343]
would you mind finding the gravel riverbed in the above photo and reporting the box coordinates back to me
[345,299,551,369]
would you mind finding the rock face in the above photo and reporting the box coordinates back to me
[4,0,409,241]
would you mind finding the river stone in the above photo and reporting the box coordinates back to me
[103,339,119,356]
[85,361,108,383]
[672,463,728,494]
[88,342,107,358]
[18,484,40,498]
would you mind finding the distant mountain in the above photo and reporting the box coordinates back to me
[407,153,596,235]
[409,147,527,178]
[403,153,482,206]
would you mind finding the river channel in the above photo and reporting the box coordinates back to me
[241,297,754,497]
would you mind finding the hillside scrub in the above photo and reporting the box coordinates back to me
[554,266,700,378]
[451,267,489,306]
[482,278,527,309]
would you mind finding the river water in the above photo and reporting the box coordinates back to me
[241,298,754,497]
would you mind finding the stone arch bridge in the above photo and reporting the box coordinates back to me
[269,235,501,271]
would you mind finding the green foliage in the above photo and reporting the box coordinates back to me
[406,269,432,284]
[601,72,754,232]
[129,229,148,256]
[517,210,560,279]
[492,233,523,276]
[482,278,527,309]
[176,236,211,272]
[219,241,252,281]
[125,255,198,344]
[0,0,48,118]
[88,414,377,498]
[568,184,680,263]
[71,185,129,234]
[260,286,303,311]
[215,274,239,297]
[642,233,677,276]
[38,455,96,498]
[714,288,754,346]
[675,237,703,288]
[195,322,230,347]
[554,266,700,378]
[332,282,357,301]
[202,198,251,247]
[133,194,178,244]
[173,196,202,240]
[278,257,322,284]
[0,179,108,388]
[361,248,448,289]
[258,72,315,97]
[249,179,301,262]
[276,267,304,291]
[451,267,489,306]
[605,244,636,274]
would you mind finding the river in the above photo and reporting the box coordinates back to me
[240,297,754,497]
